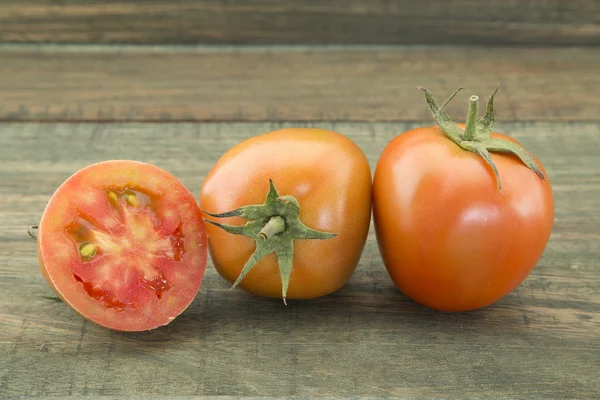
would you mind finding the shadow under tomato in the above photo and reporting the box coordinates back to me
[124,272,507,344]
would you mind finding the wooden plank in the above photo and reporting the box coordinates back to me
[1,0,599,46]
[1,122,599,398]
[1,45,600,122]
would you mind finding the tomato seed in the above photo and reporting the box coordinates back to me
[79,242,97,260]
[107,191,120,206]
[124,192,139,207]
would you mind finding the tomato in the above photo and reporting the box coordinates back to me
[38,160,207,331]
[373,88,554,311]
[200,128,372,302]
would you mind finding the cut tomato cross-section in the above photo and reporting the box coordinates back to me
[38,161,207,331]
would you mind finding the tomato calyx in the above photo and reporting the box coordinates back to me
[418,86,546,192]
[204,179,337,304]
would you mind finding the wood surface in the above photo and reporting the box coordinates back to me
[1,0,599,46]
[1,45,600,122]
[1,122,599,398]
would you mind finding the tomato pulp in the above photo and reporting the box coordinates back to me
[38,160,207,331]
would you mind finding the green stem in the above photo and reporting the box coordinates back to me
[258,216,286,240]
[419,87,547,192]
[463,95,479,141]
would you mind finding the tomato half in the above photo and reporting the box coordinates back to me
[373,89,554,311]
[200,128,372,301]
[38,160,207,331]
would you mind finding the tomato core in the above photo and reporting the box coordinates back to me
[64,187,184,310]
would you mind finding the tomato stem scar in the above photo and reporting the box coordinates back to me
[419,86,546,192]
[258,216,286,240]
[79,242,97,260]
[203,179,337,303]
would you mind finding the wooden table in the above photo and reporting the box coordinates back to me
[1,3,600,398]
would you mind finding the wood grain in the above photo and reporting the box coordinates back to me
[1,45,600,122]
[1,122,599,398]
[1,0,599,46]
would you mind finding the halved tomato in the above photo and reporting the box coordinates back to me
[37,160,207,331]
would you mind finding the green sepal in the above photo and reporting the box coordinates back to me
[204,219,265,238]
[230,237,274,290]
[274,240,293,305]
[476,85,499,138]
[418,87,465,144]
[486,138,546,181]
[204,180,337,303]
[419,86,546,192]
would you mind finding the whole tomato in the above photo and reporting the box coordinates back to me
[373,88,554,311]
[200,128,372,303]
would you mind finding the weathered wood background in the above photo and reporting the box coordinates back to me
[1,1,599,398]
[1,0,600,45]
[1,46,599,122]
[2,122,599,398]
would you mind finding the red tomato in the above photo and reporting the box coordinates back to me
[373,89,554,311]
[200,128,372,301]
[38,160,207,331]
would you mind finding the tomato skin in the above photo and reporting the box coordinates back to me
[200,128,372,299]
[38,160,207,331]
[373,126,554,311]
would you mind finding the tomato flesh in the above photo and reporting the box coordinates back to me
[38,161,207,331]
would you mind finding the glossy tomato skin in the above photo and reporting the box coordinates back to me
[373,126,554,311]
[200,128,372,299]
[38,160,207,331]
